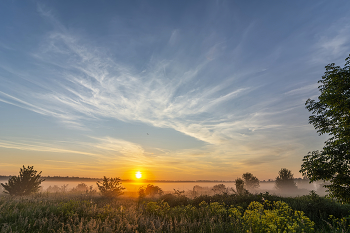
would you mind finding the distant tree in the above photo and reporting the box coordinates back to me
[212,184,227,194]
[146,184,164,196]
[192,185,211,196]
[235,178,248,195]
[96,176,125,198]
[71,183,89,192]
[138,184,164,197]
[300,55,350,203]
[61,184,68,193]
[138,186,146,198]
[192,185,202,194]
[46,185,61,193]
[88,185,96,194]
[275,168,297,191]
[242,172,260,189]
[173,189,185,196]
[1,166,45,196]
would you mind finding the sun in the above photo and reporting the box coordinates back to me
[136,171,142,179]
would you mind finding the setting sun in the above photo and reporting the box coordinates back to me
[136,171,142,179]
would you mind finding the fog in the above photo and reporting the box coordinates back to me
[0,178,328,197]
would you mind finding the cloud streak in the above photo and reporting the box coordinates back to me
[0,139,98,157]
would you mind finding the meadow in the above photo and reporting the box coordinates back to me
[0,190,349,233]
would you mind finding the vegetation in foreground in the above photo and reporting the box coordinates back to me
[0,191,349,233]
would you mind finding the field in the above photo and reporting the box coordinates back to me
[0,191,349,233]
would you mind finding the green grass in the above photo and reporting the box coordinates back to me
[0,192,349,232]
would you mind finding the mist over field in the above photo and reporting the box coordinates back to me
[0,177,325,198]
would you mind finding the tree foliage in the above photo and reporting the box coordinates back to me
[235,178,248,195]
[300,55,350,203]
[1,165,45,196]
[275,168,297,191]
[71,183,89,192]
[242,172,260,189]
[139,184,163,197]
[96,176,125,198]
[212,184,227,194]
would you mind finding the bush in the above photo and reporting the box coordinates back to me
[139,184,163,198]
[239,200,315,232]
[71,183,89,193]
[1,165,45,196]
[96,176,125,198]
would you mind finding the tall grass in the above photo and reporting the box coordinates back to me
[0,191,349,232]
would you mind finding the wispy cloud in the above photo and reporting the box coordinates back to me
[0,7,260,146]
[312,17,350,63]
[284,83,319,96]
[0,139,98,157]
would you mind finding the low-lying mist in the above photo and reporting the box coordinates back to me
[0,178,327,198]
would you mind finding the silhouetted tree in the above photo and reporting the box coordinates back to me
[46,185,61,193]
[235,178,248,195]
[138,184,163,197]
[96,176,125,198]
[275,168,297,191]
[242,172,260,189]
[212,184,227,194]
[61,184,68,193]
[192,185,211,196]
[71,183,89,192]
[1,166,45,196]
[88,185,96,194]
[173,189,185,196]
[138,186,146,198]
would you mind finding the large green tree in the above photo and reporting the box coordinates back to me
[300,55,350,203]
[1,165,45,196]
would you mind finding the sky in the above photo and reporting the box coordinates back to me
[0,1,349,181]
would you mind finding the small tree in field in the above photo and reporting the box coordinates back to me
[242,172,260,189]
[96,176,125,198]
[46,185,61,193]
[139,184,163,197]
[138,186,146,198]
[71,183,89,192]
[235,178,248,195]
[212,184,227,194]
[275,168,297,191]
[1,165,45,196]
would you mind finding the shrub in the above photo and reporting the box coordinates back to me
[96,176,125,198]
[71,183,89,193]
[139,184,163,197]
[239,200,315,232]
[1,165,45,196]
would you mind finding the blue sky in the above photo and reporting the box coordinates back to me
[0,1,349,180]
